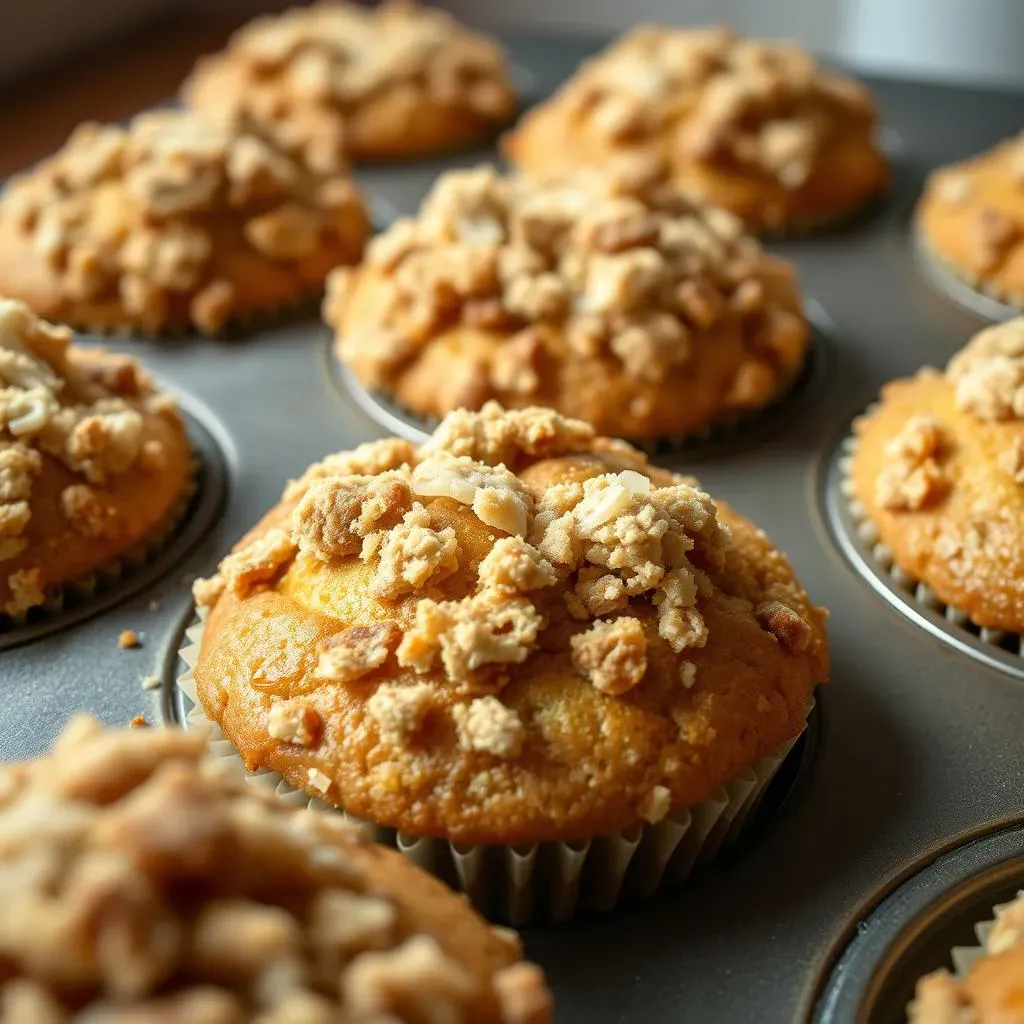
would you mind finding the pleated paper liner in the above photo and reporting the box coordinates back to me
[334,320,826,459]
[912,225,1022,323]
[837,424,1024,663]
[1,448,203,643]
[948,890,1024,979]
[177,608,813,925]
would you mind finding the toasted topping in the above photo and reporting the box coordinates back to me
[216,527,298,599]
[367,682,436,744]
[4,568,43,617]
[366,503,461,600]
[477,537,557,592]
[284,437,415,501]
[875,415,950,511]
[192,573,226,609]
[638,784,673,825]
[184,0,515,169]
[754,601,812,652]
[453,696,525,758]
[553,25,874,188]
[999,436,1024,484]
[329,164,805,391]
[571,617,648,695]
[316,622,400,683]
[948,317,1024,422]
[0,717,545,1021]
[267,698,322,746]
[0,111,366,332]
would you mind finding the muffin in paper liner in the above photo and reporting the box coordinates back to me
[907,890,1024,1022]
[176,608,811,925]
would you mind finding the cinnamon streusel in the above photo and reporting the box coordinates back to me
[916,133,1024,310]
[183,0,517,166]
[0,715,551,1023]
[504,25,888,233]
[0,300,190,621]
[326,164,811,441]
[850,317,1024,632]
[0,110,369,335]
[191,404,828,855]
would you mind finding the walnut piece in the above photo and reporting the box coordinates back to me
[754,601,812,653]
[874,415,950,512]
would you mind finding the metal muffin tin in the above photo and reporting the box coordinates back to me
[4,31,1024,1023]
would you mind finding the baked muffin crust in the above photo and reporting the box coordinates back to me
[0,715,550,1023]
[326,164,810,441]
[0,110,369,334]
[183,0,517,166]
[851,318,1024,632]
[0,300,189,619]
[909,892,1024,1024]
[917,134,1024,308]
[504,25,887,232]
[193,404,828,845]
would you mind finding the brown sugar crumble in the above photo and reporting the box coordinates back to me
[948,318,1024,422]
[874,415,950,511]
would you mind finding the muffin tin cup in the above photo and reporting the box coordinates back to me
[176,609,810,926]
[0,452,201,636]
[835,423,1024,661]
[948,891,1024,977]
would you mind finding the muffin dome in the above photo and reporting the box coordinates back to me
[326,164,811,441]
[504,25,887,233]
[850,318,1024,632]
[0,110,369,334]
[192,404,828,846]
[0,300,190,620]
[0,715,551,1022]
[916,133,1024,309]
[183,0,517,167]
[909,892,1024,1024]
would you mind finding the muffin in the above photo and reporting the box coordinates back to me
[916,133,1024,310]
[0,300,191,622]
[849,317,1024,633]
[182,0,517,168]
[0,715,552,1023]
[326,164,812,443]
[0,110,369,335]
[504,25,888,234]
[187,403,829,918]
[909,891,1024,1023]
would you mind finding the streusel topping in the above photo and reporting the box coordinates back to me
[554,25,875,188]
[195,404,815,764]
[1,109,366,332]
[184,0,515,169]
[948,318,1024,423]
[327,163,806,393]
[874,413,950,512]
[0,300,180,615]
[0,716,545,1023]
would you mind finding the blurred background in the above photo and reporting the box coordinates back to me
[2,0,1022,175]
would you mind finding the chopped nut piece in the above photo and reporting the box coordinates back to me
[754,601,812,652]
[267,699,321,747]
[570,617,648,695]
[453,696,525,758]
[307,767,332,794]
[366,683,436,745]
[316,622,400,683]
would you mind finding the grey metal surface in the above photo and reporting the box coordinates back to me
[3,33,1024,1023]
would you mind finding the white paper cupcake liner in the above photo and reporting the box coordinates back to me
[177,609,811,924]
[949,890,1024,978]
[1,455,200,631]
[838,426,1024,656]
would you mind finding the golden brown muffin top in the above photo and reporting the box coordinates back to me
[183,0,516,167]
[0,716,549,1023]
[909,892,1024,1023]
[0,300,183,618]
[0,110,368,334]
[326,163,807,403]
[850,318,1024,632]
[193,404,827,843]
[520,25,875,190]
[917,134,1024,302]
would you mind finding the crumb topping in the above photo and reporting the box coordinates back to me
[317,622,401,683]
[184,0,515,171]
[1,110,366,332]
[948,317,1024,422]
[874,415,950,512]
[754,601,812,652]
[328,164,806,392]
[267,697,322,746]
[999,436,1024,484]
[453,695,525,758]
[366,503,461,599]
[0,300,181,615]
[554,25,875,188]
[638,784,673,825]
[367,682,436,745]
[0,716,539,1022]
[570,617,648,695]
